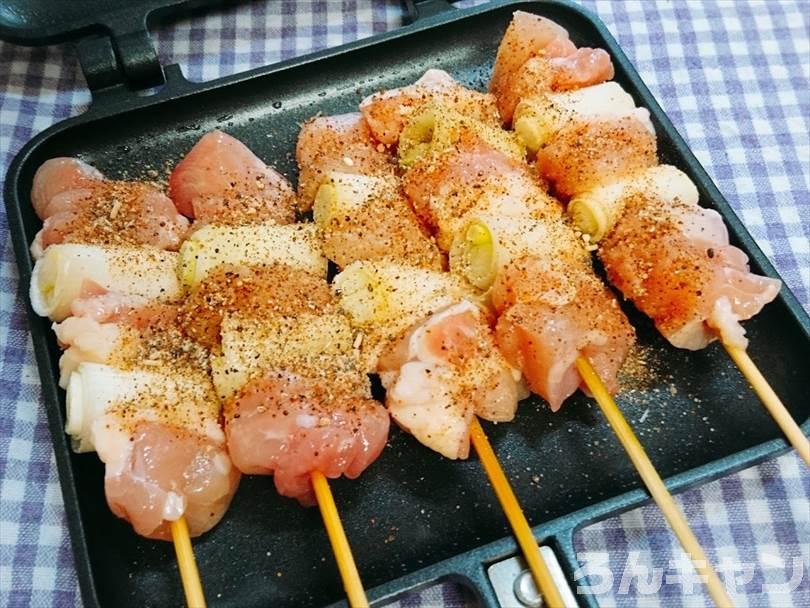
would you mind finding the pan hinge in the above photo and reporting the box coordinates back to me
[403,0,455,24]
[75,19,164,94]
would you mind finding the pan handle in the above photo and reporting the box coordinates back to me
[403,0,458,24]
[77,0,461,114]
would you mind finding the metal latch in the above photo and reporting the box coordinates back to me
[487,547,579,607]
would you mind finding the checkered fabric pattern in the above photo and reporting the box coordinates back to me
[575,451,809,608]
[0,1,807,607]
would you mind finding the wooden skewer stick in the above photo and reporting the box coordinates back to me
[311,471,369,608]
[575,356,734,607]
[470,418,565,608]
[170,516,207,608]
[723,343,810,466]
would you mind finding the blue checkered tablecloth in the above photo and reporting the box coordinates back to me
[0,1,807,607]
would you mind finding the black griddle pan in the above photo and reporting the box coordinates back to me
[4,1,809,606]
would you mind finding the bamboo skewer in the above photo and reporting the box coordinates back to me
[311,471,369,608]
[575,356,734,607]
[470,418,565,608]
[170,517,207,608]
[723,343,810,465]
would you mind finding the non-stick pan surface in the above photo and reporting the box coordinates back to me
[5,1,809,606]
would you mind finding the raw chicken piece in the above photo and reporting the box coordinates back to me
[191,256,354,407]
[33,181,190,256]
[224,370,389,505]
[403,142,529,221]
[378,301,525,459]
[105,421,240,540]
[360,69,500,145]
[30,157,104,219]
[295,112,396,211]
[490,11,614,122]
[491,255,635,410]
[335,261,523,458]
[513,82,654,155]
[402,142,562,250]
[535,116,658,199]
[178,264,334,350]
[168,130,297,225]
[30,158,189,257]
[386,361,473,460]
[54,315,121,387]
[334,260,478,370]
[187,261,388,503]
[497,50,614,125]
[546,48,615,91]
[491,11,574,105]
[600,193,781,350]
[54,300,206,388]
[67,363,239,540]
[68,292,151,323]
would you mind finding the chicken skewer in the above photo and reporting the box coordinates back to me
[410,112,732,608]
[361,70,733,604]
[384,103,634,407]
[299,109,565,607]
[54,300,215,607]
[28,159,245,606]
[180,256,376,607]
[28,135,369,606]
[171,131,386,605]
[495,11,807,465]
[573,168,807,464]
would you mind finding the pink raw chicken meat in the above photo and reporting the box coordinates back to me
[490,11,614,123]
[169,129,297,225]
[30,158,189,255]
[67,291,154,324]
[360,69,501,146]
[535,116,658,199]
[225,371,390,505]
[491,256,635,411]
[295,112,396,211]
[378,301,525,460]
[402,140,540,232]
[601,195,781,350]
[53,296,190,387]
[105,421,240,540]
[57,294,238,540]
[31,157,104,218]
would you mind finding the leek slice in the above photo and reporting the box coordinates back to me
[514,82,654,154]
[399,103,524,167]
[449,214,585,289]
[30,243,180,321]
[178,222,327,287]
[569,165,698,242]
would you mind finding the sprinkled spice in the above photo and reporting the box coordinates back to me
[41,180,189,251]
[600,194,717,340]
[178,264,334,351]
[295,113,396,210]
[535,116,657,200]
